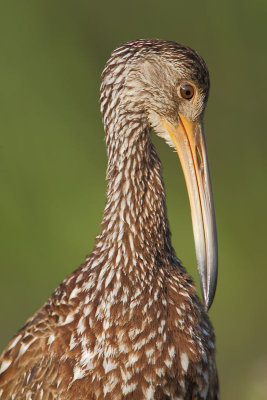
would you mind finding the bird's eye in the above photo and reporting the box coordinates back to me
[180,84,194,100]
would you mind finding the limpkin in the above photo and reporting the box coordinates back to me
[0,39,218,399]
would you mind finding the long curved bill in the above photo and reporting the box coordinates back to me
[162,115,218,310]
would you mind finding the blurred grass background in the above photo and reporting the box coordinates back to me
[0,1,267,398]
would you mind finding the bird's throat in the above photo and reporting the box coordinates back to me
[95,127,175,274]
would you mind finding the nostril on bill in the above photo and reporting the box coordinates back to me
[196,146,203,172]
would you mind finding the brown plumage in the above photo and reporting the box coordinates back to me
[0,39,219,399]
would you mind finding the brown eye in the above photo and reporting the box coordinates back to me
[180,84,194,100]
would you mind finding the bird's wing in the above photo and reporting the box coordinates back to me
[0,306,71,400]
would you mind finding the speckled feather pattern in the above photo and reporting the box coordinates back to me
[0,39,218,399]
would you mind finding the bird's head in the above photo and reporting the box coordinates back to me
[101,39,218,310]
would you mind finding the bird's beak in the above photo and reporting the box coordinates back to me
[162,115,218,310]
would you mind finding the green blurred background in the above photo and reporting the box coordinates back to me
[1,1,267,398]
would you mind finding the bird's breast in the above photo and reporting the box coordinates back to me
[48,264,216,399]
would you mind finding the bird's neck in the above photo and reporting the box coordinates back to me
[93,120,176,273]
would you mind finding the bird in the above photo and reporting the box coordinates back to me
[0,39,219,399]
